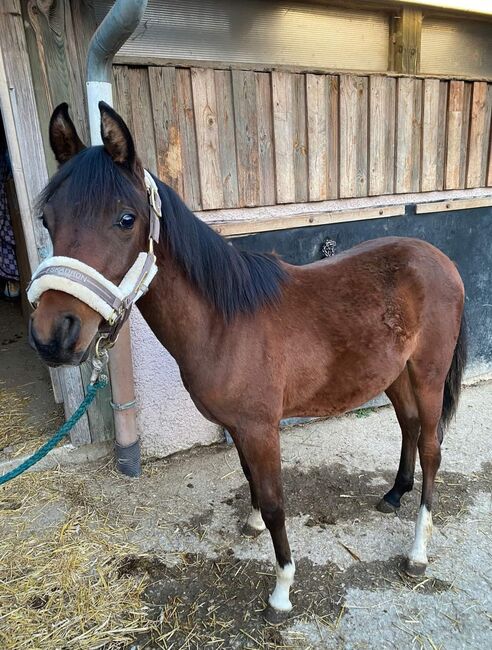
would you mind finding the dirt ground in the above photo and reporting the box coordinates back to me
[0,382,491,649]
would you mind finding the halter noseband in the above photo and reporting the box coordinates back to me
[27,170,162,350]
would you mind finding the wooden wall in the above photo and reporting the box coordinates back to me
[113,66,492,211]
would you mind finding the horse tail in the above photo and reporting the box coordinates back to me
[439,311,467,440]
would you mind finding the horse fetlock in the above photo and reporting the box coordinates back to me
[268,560,295,612]
[405,558,428,577]
[247,508,266,531]
[408,504,433,568]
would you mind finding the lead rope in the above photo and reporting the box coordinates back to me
[0,350,109,486]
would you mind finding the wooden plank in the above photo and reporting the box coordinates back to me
[421,78,441,192]
[389,8,423,74]
[215,69,239,208]
[339,75,368,198]
[306,74,328,201]
[112,66,134,132]
[176,68,202,210]
[327,76,339,199]
[232,70,259,207]
[255,72,276,206]
[293,74,308,203]
[128,67,158,174]
[148,66,184,195]
[212,205,405,237]
[416,196,492,214]
[435,81,449,190]
[369,75,396,195]
[466,82,492,187]
[80,363,114,442]
[459,83,472,188]
[395,77,422,193]
[445,80,466,189]
[272,71,295,203]
[191,68,223,210]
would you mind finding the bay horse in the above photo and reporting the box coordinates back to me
[30,102,466,617]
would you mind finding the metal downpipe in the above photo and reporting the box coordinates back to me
[86,0,148,477]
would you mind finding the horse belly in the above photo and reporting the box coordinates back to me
[283,351,406,418]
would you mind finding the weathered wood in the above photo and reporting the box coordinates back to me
[416,197,492,214]
[128,67,158,174]
[191,68,223,210]
[112,65,134,130]
[327,76,339,199]
[293,74,308,203]
[339,75,368,198]
[466,82,492,188]
[445,81,466,189]
[421,78,441,192]
[215,69,239,208]
[459,83,472,188]
[389,7,422,74]
[369,75,396,195]
[255,72,276,206]
[148,66,184,195]
[80,362,114,442]
[436,81,448,190]
[307,74,328,201]
[176,68,202,210]
[272,71,295,203]
[395,77,422,193]
[232,70,259,207]
[212,205,405,237]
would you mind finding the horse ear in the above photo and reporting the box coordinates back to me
[49,103,85,165]
[98,101,136,166]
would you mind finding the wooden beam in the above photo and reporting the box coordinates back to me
[212,205,405,237]
[389,7,423,74]
[0,0,91,438]
[416,196,492,214]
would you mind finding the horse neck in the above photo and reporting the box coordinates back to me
[136,243,219,366]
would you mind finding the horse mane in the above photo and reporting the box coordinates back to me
[155,178,288,320]
[36,146,148,221]
[37,146,287,320]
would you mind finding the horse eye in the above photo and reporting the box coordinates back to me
[118,213,136,230]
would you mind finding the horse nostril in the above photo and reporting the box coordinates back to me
[60,313,81,350]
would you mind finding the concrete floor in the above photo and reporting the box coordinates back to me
[2,381,491,649]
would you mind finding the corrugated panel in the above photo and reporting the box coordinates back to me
[95,0,388,71]
[421,16,492,78]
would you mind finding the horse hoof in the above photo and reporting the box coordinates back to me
[376,497,398,514]
[405,559,427,577]
[263,605,291,625]
[241,523,264,538]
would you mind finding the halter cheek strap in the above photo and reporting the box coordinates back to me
[27,170,162,344]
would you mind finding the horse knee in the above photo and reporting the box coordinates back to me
[260,503,285,531]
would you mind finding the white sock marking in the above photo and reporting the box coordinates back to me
[246,508,266,531]
[408,505,433,565]
[268,560,295,612]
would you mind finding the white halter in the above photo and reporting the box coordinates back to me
[27,170,161,342]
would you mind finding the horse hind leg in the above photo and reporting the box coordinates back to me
[404,357,451,577]
[377,366,420,514]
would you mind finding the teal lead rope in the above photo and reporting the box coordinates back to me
[0,377,108,486]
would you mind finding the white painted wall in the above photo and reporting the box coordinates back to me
[130,309,221,458]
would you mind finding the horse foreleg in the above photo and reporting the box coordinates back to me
[235,444,266,536]
[235,425,295,617]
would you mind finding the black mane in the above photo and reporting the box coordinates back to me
[37,146,287,320]
[156,179,287,320]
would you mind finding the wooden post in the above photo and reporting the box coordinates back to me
[389,7,423,74]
